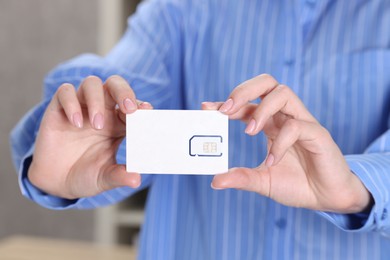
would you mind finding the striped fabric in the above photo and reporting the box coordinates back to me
[10,0,390,259]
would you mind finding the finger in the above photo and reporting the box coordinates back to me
[244,85,316,135]
[265,119,328,167]
[117,100,153,124]
[104,75,137,114]
[98,165,141,191]
[211,167,270,196]
[202,101,257,123]
[228,103,258,122]
[138,100,153,110]
[219,74,278,114]
[77,76,105,130]
[51,83,83,128]
[201,101,223,110]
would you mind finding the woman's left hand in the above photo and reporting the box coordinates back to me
[202,74,372,214]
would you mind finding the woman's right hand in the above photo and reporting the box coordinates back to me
[28,75,152,199]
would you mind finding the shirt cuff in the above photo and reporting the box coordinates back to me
[318,154,390,237]
[18,145,80,210]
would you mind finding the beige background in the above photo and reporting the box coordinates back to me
[0,0,99,241]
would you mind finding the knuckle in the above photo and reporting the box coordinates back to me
[106,76,135,101]
[80,76,103,93]
[276,84,292,97]
[57,83,74,94]
[234,83,246,93]
[84,75,102,85]
[259,73,278,85]
[285,118,300,132]
[232,83,250,99]
[318,125,332,141]
[106,75,125,87]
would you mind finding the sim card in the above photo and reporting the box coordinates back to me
[126,110,228,175]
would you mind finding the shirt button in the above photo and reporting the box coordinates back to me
[284,58,295,66]
[275,218,287,229]
[381,209,387,220]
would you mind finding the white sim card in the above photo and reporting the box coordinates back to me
[126,110,228,175]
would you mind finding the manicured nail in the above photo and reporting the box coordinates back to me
[123,98,136,111]
[141,101,152,108]
[219,98,234,113]
[93,113,104,130]
[245,119,256,134]
[265,153,274,168]
[73,112,83,128]
[211,182,224,190]
[130,178,141,188]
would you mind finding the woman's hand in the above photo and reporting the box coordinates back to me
[29,75,152,199]
[203,74,372,213]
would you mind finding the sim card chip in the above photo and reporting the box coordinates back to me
[189,135,223,157]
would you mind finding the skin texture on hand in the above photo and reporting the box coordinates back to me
[203,74,373,214]
[28,75,151,199]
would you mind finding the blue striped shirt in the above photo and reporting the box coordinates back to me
[10,0,390,259]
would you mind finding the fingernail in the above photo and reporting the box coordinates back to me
[123,98,136,111]
[141,101,152,108]
[265,153,274,168]
[73,112,83,128]
[245,119,256,134]
[93,113,104,130]
[211,182,224,190]
[219,98,234,113]
[130,178,141,188]
[201,102,213,110]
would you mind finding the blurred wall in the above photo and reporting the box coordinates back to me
[0,0,98,241]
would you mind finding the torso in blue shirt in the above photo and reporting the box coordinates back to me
[10,0,390,259]
[129,2,389,258]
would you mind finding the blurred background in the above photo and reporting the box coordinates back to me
[0,0,146,258]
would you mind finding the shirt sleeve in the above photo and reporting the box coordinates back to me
[9,0,184,210]
[318,119,390,238]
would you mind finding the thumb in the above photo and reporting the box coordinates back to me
[99,165,141,191]
[211,167,270,197]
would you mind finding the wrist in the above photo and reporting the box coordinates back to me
[339,174,373,214]
[28,161,76,200]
